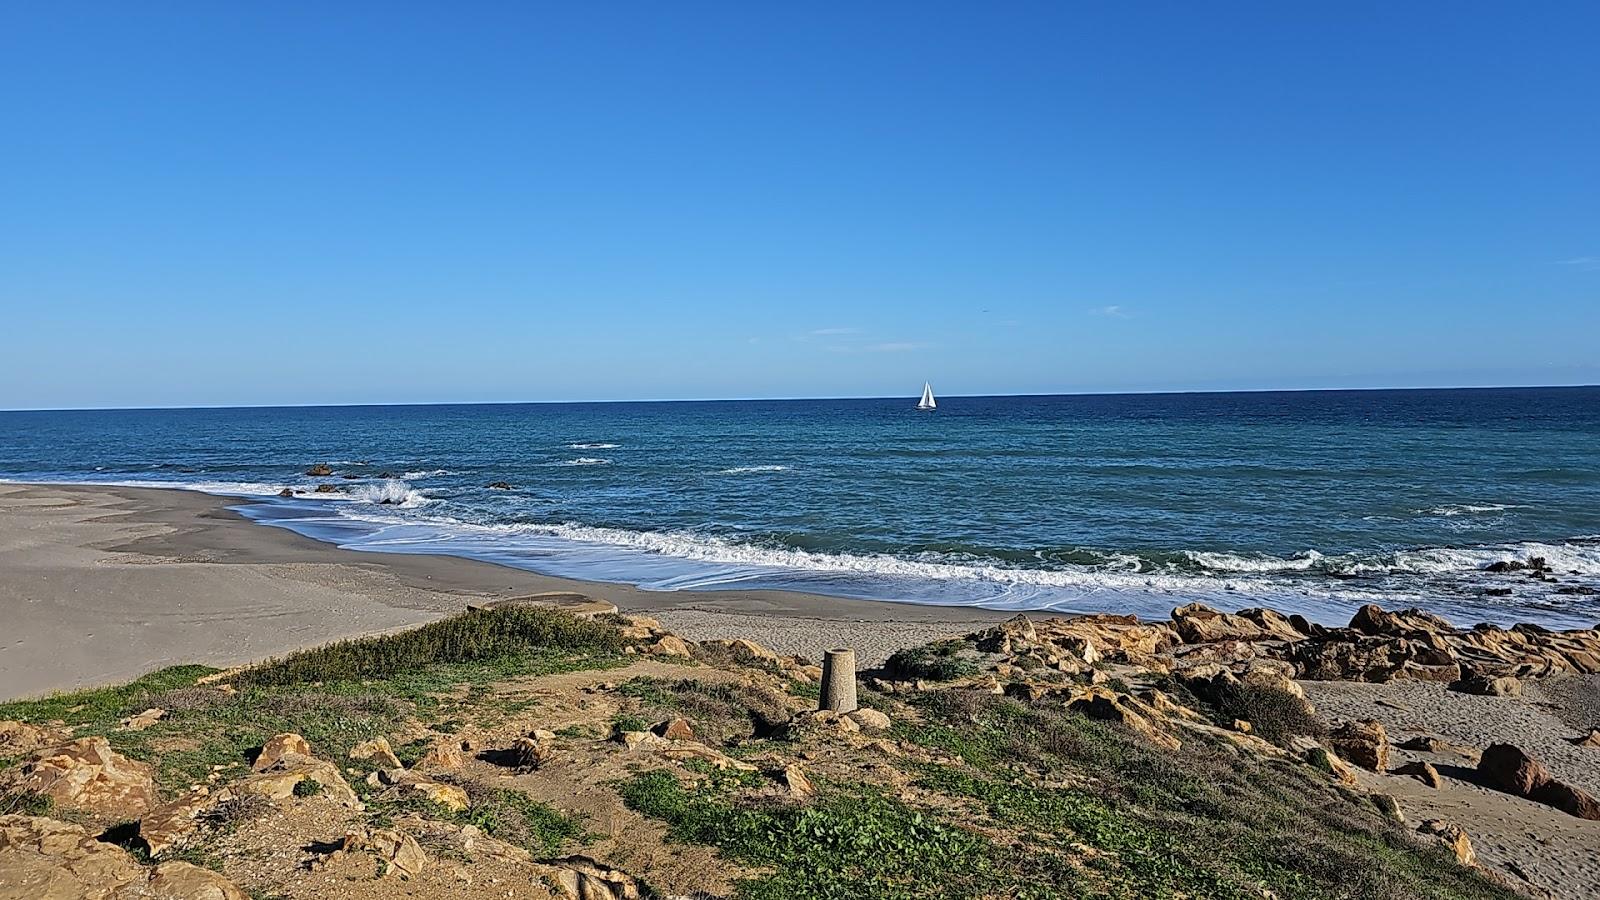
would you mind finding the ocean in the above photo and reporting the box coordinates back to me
[4,387,1598,628]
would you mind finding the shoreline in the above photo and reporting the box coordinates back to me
[0,482,1011,700]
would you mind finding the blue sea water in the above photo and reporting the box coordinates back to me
[4,387,1599,628]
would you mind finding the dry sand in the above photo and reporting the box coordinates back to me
[0,482,1007,701]
[1303,679,1600,899]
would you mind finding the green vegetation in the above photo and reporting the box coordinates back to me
[291,778,323,798]
[1202,680,1326,746]
[237,606,624,686]
[616,676,790,741]
[623,685,1513,899]
[883,640,978,682]
[0,608,626,799]
[372,785,582,857]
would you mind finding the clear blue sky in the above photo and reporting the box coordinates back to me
[2,2,1596,409]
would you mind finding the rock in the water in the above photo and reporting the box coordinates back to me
[1418,819,1476,866]
[486,481,513,490]
[277,487,295,497]
[1327,720,1389,771]
[349,737,403,770]
[305,463,333,476]
[10,737,157,819]
[313,483,339,493]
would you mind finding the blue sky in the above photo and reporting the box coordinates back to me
[2,2,1596,408]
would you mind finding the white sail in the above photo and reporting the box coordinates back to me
[917,382,936,410]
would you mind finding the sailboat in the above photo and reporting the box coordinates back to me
[916,382,937,410]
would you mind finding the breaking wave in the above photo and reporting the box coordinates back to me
[347,479,431,507]
[568,443,619,450]
[717,465,791,474]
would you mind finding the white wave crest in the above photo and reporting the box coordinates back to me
[1420,503,1527,517]
[1184,550,1326,573]
[568,443,619,450]
[558,457,610,467]
[401,469,452,479]
[717,465,791,475]
[348,479,431,507]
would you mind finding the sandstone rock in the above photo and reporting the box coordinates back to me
[1530,780,1600,820]
[647,635,693,658]
[235,755,362,810]
[252,732,312,770]
[619,731,668,750]
[509,735,555,769]
[777,763,814,798]
[1370,792,1404,823]
[0,815,247,900]
[1171,603,1303,643]
[1572,729,1600,748]
[313,483,339,493]
[1477,743,1550,796]
[1418,819,1475,866]
[1398,735,1442,752]
[120,708,167,731]
[546,855,641,900]
[974,615,1038,653]
[137,789,214,857]
[367,768,469,812]
[341,827,427,878]
[1348,605,1453,639]
[1327,720,1389,771]
[1397,761,1443,789]
[305,463,333,476]
[0,721,60,757]
[11,737,157,819]
[658,741,757,772]
[652,718,695,741]
[846,708,892,731]
[1304,746,1358,786]
[1452,673,1522,697]
[348,737,402,770]
[414,740,463,771]
[1068,687,1180,751]
[1231,719,1253,734]
[145,860,249,899]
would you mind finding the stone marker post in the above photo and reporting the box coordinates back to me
[820,648,858,714]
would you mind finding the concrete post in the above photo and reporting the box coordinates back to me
[820,648,858,713]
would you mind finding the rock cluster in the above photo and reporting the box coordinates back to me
[0,814,248,900]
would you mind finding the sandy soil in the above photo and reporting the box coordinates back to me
[1304,679,1600,899]
[0,483,1006,700]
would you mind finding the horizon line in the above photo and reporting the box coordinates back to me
[3,381,1597,414]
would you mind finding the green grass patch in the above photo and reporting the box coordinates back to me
[884,640,978,682]
[616,677,790,741]
[371,784,582,857]
[0,665,218,729]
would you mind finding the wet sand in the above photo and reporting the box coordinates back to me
[0,483,1009,700]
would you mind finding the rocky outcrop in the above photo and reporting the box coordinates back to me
[8,737,157,819]
[1170,603,1306,643]
[0,721,62,757]
[1418,819,1476,867]
[335,827,427,878]
[0,814,247,900]
[348,737,402,769]
[365,767,470,811]
[545,855,642,900]
[305,463,333,476]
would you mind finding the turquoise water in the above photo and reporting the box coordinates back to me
[4,387,1598,627]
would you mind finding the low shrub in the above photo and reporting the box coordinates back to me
[884,640,978,682]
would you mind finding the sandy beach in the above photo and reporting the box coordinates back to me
[0,482,1008,701]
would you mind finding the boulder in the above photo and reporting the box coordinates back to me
[1397,761,1443,789]
[647,635,693,658]
[1418,819,1476,866]
[0,721,61,757]
[9,737,157,819]
[1170,603,1303,643]
[0,814,247,900]
[846,708,892,730]
[119,708,167,731]
[1348,605,1454,639]
[1327,720,1389,771]
[413,740,463,771]
[348,737,402,770]
[137,789,215,857]
[1452,673,1522,697]
[1530,780,1600,820]
[313,483,339,494]
[652,718,695,741]
[305,463,333,476]
[252,732,312,771]
[277,488,295,497]
[340,827,427,878]
[545,855,642,900]
[973,615,1039,653]
[509,732,556,769]
[235,753,362,810]
[1067,687,1180,751]
[1477,743,1550,796]
[486,481,513,490]
[776,763,814,798]
[366,768,469,812]
[1571,729,1600,749]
